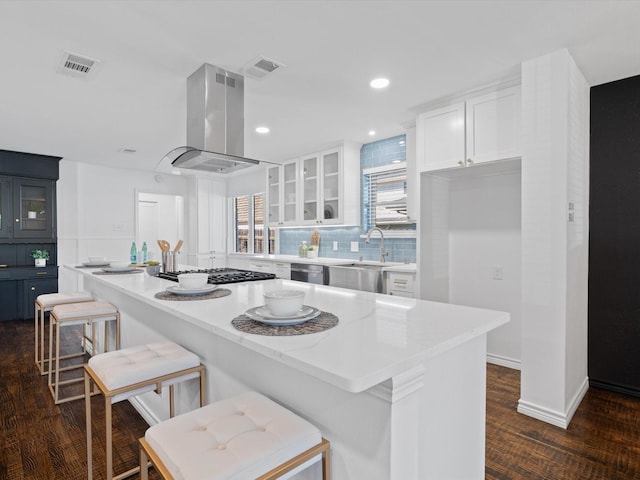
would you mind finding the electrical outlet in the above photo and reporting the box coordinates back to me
[350,242,359,252]
[333,241,338,251]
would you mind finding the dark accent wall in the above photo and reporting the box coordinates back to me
[589,74,640,396]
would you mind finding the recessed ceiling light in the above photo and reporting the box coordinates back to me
[118,148,137,153]
[370,78,390,89]
[255,126,270,134]
[368,130,376,136]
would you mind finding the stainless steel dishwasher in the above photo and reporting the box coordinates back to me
[290,263,327,285]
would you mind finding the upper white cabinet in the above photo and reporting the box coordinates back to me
[267,159,298,226]
[186,177,226,268]
[267,142,361,227]
[417,86,521,172]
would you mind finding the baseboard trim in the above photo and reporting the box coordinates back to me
[517,376,589,429]
[486,353,521,370]
[128,396,161,427]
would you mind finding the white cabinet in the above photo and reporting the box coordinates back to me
[186,177,226,268]
[417,86,520,172]
[386,271,415,298]
[267,142,361,227]
[267,160,298,226]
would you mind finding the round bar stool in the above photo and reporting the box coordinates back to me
[48,300,120,404]
[139,391,330,480]
[84,342,206,480]
[35,291,93,375]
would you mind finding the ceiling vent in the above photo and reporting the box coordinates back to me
[57,50,100,78]
[243,55,286,79]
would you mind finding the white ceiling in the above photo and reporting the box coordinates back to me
[1,1,639,173]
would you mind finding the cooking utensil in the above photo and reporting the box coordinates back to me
[174,239,183,252]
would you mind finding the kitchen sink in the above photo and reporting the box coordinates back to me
[327,263,386,293]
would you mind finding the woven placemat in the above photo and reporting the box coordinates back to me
[231,311,338,336]
[154,288,232,301]
[92,270,143,275]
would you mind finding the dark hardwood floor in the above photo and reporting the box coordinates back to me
[1,318,640,479]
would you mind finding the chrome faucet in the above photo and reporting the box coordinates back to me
[365,227,388,263]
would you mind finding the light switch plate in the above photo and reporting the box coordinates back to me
[350,242,359,252]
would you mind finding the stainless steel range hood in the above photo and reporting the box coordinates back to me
[161,64,263,175]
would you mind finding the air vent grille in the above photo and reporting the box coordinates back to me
[243,55,286,79]
[58,50,100,78]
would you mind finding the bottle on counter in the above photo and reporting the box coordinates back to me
[142,241,148,263]
[130,242,137,265]
[298,240,308,258]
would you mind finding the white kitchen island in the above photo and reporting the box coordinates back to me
[68,265,508,480]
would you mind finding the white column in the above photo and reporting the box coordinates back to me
[519,49,590,428]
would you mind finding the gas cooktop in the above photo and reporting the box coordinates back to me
[158,268,275,285]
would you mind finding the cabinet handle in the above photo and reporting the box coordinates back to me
[457,159,464,166]
[393,280,408,286]
[466,158,473,165]
[37,272,48,275]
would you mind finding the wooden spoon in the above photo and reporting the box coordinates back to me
[174,240,183,253]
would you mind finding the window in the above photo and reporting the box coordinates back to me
[233,193,274,254]
[363,162,414,231]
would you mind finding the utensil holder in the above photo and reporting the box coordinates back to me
[162,251,177,273]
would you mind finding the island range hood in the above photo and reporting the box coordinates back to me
[162,63,263,175]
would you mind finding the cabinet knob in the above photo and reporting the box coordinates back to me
[457,159,464,166]
[15,218,20,222]
[31,287,36,291]
[466,158,473,165]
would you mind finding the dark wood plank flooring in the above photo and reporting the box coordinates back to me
[2,318,640,479]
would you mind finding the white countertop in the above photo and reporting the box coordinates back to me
[228,253,417,273]
[70,265,507,393]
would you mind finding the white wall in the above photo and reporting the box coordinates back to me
[449,170,522,367]
[57,160,189,292]
[226,166,268,197]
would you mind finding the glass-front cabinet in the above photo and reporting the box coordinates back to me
[267,160,298,226]
[12,178,55,239]
[302,148,341,225]
[301,153,319,223]
[0,177,11,238]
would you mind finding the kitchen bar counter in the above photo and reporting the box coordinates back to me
[68,265,507,479]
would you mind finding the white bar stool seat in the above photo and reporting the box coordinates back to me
[84,341,205,480]
[35,291,93,375]
[48,300,120,404]
[139,391,330,480]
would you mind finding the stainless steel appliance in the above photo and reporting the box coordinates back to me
[290,263,327,285]
[158,268,275,285]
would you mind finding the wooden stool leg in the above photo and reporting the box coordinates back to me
[104,320,109,353]
[105,398,113,480]
[54,318,62,403]
[200,370,206,407]
[85,370,93,480]
[169,384,175,418]
[140,443,149,480]
[323,439,331,480]
[34,304,39,371]
[40,307,47,375]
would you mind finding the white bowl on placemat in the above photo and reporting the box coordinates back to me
[263,290,305,317]
[109,260,131,270]
[178,273,209,289]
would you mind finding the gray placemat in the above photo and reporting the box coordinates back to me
[154,288,232,301]
[93,270,144,275]
[231,311,338,336]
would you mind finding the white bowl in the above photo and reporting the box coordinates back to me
[109,260,130,269]
[263,290,305,317]
[178,273,209,289]
[89,256,106,263]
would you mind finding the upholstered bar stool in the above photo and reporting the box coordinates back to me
[139,391,330,480]
[84,342,205,480]
[48,300,120,404]
[35,291,94,375]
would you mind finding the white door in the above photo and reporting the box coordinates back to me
[137,201,158,261]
